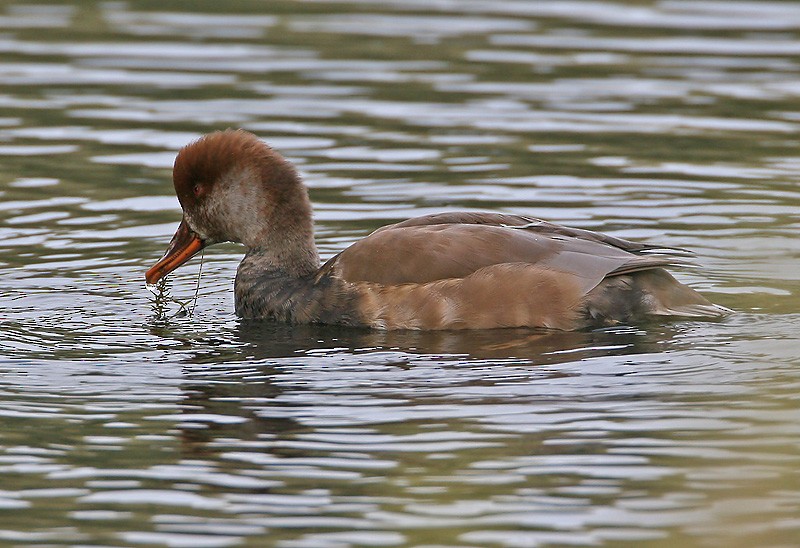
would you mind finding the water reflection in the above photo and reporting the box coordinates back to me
[226,320,674,363]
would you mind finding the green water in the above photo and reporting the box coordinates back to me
[1,1,799,546]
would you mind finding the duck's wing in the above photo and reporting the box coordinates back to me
[319,212,687,295]
[371,212,656,253]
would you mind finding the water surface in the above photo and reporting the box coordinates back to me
[1,1,799,546]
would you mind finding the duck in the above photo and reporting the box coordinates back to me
[145,129,730,330]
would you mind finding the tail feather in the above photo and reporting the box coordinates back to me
[640,270,730,319]
[582,268,731,327]
[652,301,732,319]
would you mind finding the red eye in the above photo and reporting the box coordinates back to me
[193,184,203,197]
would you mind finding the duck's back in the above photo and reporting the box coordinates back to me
[316,213,728,330]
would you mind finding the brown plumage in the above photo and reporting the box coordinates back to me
[145,129,730,330]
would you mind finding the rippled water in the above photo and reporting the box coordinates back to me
[1,1,799,546]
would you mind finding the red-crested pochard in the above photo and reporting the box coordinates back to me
[145,130,730,330]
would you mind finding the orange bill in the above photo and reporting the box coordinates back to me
[145,219,205,284]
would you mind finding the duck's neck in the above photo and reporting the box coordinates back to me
[244,239,319,279]
[234,191,320,319]
[231,176,366,322]
[242,185,320,278]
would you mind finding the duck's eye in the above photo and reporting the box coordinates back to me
[193,184,203,197]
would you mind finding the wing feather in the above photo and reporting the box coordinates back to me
[319,213,691,298]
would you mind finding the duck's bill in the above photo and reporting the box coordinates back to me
[145,219,205,284]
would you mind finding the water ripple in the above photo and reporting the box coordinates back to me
[0,1,799,546]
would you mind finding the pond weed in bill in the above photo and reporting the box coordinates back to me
[0,0,798,547]
[146,253,205,322]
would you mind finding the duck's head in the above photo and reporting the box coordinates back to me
[145,130,317,285]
